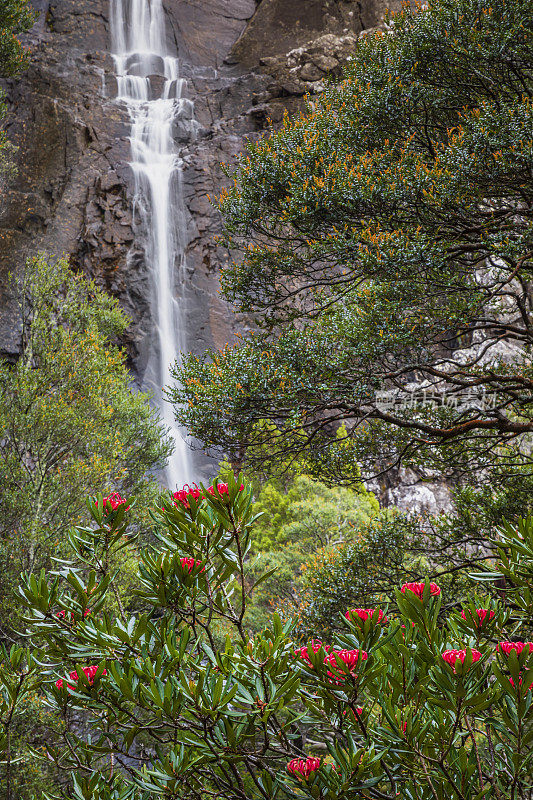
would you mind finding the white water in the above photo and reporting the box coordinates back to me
[110,0,193,488]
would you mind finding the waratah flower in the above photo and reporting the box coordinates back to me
[207,482,245,499]
[173,481,244,509]
[55,665,107,691]
[294,640,329,664]
[401,582,441,599]
[346,608,387,623]
[326,649,368,681]
[173,484,203,509]
[180,556,205,574]
[498,641,533,656]
[461,609,495,626]
[287,757,320,779]
[102,492,130,512]
[207,482,229,497]
[442,649,481,673]
[56,609,91,622]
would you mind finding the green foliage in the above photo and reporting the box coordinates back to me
[251,473,379,552]
[172,0,533,483]
[0,675,64,800]
[245,470,497,641]
[0,254,172,635]
[283,511,420,640]
[0,644,50,800]
[3,476,533,799]
[245,473,380,636]
[0,0,33,78]
[434,463,533,548]
[0,0,34,181]
[245,546,304,634]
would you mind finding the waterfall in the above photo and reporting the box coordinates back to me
[109,0,193,488]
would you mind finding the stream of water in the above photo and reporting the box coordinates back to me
[110,0,193,488]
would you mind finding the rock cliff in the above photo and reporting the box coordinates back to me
[0,0,447,511]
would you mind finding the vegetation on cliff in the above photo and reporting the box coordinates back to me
[0,0,34,180]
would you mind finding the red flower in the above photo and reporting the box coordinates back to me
[498,641,533,656]
[287,757,320,780]
[207,482,245,499]
[102,492,130,512]
[442,648,481,673]
[401,582,441,599]
[207,482,229,497]
[55,665,107,691]
[173,481,244,509]
[173,484,203,509]
[326,649,368,681]
[461,609,495,627]
[346,608,387,623]
[294,640,329,664]
[81,665,103,683]
[180,556,205,574]
[56,609,91,622]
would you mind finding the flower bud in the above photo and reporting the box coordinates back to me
[460,609,495,627]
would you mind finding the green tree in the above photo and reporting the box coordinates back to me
[0,0,34,179]
[249,478,498,641]
[5,477,533,800]
[172,0,533,485]
[244,474,379,633]
[252,473,379,552]
[280,511,422,640]
[0,254,172,634]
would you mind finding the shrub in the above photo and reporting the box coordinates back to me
[3,477,533,799]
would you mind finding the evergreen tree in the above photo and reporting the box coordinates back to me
[0,254,172,635]
[172,0,533,485]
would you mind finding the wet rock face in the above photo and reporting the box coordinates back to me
[230,0,394,67]
[254,31,360,102]
[165,0,256,68]
[380,468,453,516]
[0,0,134,358]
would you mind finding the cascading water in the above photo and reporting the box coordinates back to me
[109,0,193,488]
